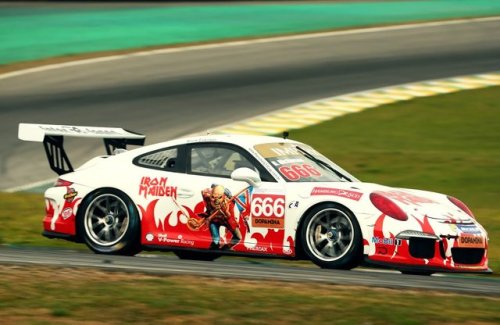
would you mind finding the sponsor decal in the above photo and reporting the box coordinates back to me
[251,194,285,229]
[179,234,195,246]
[61,207,72,220]
[155,233,195,246]
[145,233,154,242]
[270,147,299,157]
[271,158,303,166]
[158,233,179,244]
[254,143,300,158]
[311,187,363,201]
[63,187,78,203]
[139,177,178,199]
[457,235,484,248]
[288,201,300,209]
[39,125,121,136]
[158,233,169,242]
[372,236,402,246]
[247,246,269,253]
[457,224,482,235]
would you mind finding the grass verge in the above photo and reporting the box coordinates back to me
[0,265,499,325]
[0,192,81,250]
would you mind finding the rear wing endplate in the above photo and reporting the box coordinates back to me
[18,123,146,175]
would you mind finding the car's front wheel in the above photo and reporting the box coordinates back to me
[300,203,362,269]
[78,189,141,255]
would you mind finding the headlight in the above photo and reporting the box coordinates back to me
[370,192,408,221]
[447,196,475,218]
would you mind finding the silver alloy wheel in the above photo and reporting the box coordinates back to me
[305,208,354,261]
[84,193,130,247]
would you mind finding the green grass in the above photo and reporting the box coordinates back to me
[0,192,81,250]
[0,265,499,325]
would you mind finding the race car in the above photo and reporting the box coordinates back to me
[18,123,490,274]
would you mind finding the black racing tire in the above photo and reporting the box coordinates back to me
[78,189,141,256]
[300,203,362,270]
[173,250,221,261]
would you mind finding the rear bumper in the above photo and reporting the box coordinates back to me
[43,184,93,238]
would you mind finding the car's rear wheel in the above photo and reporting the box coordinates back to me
[300,203,362,269]
[79,189,141,255]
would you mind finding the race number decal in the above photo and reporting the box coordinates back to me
[251,194,285,229]
[278,164,321,181]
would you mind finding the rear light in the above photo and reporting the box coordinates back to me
[370,192,408,221]
[54,178,73,187]
[447,196,475,218]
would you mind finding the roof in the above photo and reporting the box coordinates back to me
[133,133,298,154]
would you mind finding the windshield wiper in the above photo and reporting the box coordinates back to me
[296,146,351,182]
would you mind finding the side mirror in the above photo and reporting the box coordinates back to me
[231,167,261,187]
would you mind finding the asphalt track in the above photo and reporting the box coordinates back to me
[1,18,500,293]
[1,246,499,296]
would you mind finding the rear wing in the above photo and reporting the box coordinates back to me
[18,123,146,175]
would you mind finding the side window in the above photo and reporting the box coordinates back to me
[135,147,179,171]
[189,145,255,178]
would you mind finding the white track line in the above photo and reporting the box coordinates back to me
[5,178,55,193]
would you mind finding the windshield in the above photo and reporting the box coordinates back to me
[254,142,358,183]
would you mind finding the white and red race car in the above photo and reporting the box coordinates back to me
[19,123,490,274]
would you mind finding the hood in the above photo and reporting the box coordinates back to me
[355,183,475,223]
[296,181,475,224]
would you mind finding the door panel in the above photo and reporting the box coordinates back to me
[135,141,296,257]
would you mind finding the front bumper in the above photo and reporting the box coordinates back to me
[366,234,489,273]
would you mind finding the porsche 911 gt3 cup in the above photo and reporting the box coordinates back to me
[18,123,490,274]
